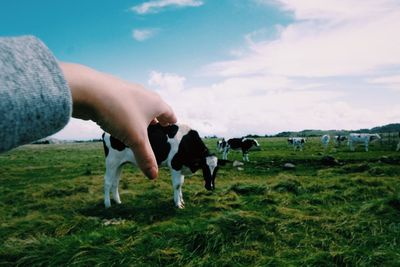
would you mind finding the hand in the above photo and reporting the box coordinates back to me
[59,62,177,179]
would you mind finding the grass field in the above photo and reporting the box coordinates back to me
[0,137,399,266]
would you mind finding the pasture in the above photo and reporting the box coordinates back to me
[0,137,399,266]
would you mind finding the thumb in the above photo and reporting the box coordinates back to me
[129,137,158,180]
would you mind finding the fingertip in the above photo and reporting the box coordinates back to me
[158,109,177,126]
[146,165,158,180]
[128,138,158,180]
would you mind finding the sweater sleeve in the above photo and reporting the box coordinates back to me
[0,36,72,152]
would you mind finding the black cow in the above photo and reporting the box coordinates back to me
[102,123,219,209]
[222,137,260,162]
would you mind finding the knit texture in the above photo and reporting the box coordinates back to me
[0,36,72,152]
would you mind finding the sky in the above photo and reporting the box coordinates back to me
[1,0,400,139]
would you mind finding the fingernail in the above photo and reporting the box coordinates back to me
[146,166,158,180]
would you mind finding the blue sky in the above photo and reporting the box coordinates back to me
[0,0,290,84]
[1,0,400,139]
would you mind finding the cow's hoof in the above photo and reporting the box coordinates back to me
[176,203,185,209]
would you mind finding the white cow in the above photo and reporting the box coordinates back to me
[348,133,381,152]
[397,132,400,151]
[321,135,330,150]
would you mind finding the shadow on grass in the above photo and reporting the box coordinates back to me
[79,198,177,224]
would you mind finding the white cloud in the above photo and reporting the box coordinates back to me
[52,119,102,141]
[264,0,400,21]
[148,71,186,94]
[368,75,400,91]
[131,0,203,14]
[206,0,400,78]
[132,29,158,41]
[149,71,399,137]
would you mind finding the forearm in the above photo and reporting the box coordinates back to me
[0,36,72,152]
[59,62,103,121]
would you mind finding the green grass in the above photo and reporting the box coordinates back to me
[0,138,399,266]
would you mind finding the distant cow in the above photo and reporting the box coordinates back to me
[222,137,260,162]
[348,133,381,152]
[102,123,220,209]
[397,132,400,151]
[334,135,347,146]
[288,137,306,151]
[217,138,227,153]
[321,135,330,150]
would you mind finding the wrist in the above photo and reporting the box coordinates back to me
[59,62,101,121]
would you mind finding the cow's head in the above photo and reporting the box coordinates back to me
[370,134,381,142]
[202,154,219,191]
[252,138,260,147]
[243,138,261,151]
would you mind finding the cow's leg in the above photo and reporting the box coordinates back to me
[222,147,229,160]
[243,153,249,162]
[104,163,123,208]
[111,164,124,205]
[349,141,354,151]
[365,140,369,152]
[171,170,185,209]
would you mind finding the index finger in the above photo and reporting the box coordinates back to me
[157,108,177,127]
[128,137,158,180]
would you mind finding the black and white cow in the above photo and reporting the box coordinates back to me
[222,137,260,162]
[348,133,381,152]
[217,138,227,153]
[102,123,219,209]
[287,137,306,151]
[334,135,347,146]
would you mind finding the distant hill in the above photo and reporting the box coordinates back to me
[275,123,400,137]
[370,123,400,134]
[32,137,64,144]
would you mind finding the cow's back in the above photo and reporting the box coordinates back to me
[227,138,243,149]
[102,123,189,168]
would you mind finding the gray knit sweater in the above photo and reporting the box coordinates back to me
[0,36,72,152]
